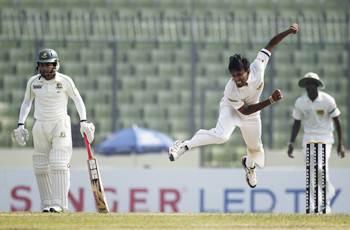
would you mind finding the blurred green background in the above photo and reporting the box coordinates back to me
[0,0,348,167]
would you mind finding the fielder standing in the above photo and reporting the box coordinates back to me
[169,23,299,188]
[12,48,95,213]
[287,72,346,213]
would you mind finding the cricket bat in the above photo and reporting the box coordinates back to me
[83,134,109,213]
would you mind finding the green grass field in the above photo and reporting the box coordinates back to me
[1,213,350,230]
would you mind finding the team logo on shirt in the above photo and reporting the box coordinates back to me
[56,83,63,89]
[256,82,264,90]
[316,110,325,116]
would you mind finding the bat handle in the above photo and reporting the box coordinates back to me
[83,134,93,160]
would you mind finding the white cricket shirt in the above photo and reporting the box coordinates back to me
[18,72,87,123]
[292,91,340,144]
[223,48,271,119]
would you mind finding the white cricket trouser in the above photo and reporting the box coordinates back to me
[185,100,265,168]
[32,115,72,210]
[303,142,335,211]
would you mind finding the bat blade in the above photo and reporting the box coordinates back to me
[88,158,110,213]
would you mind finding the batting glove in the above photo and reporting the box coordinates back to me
[13,124,29,146]
[80,120,95,143]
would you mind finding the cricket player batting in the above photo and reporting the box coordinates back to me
[169,23,299,188]
[13,48,95,213]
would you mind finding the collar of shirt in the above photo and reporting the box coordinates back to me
[305,92,322,104]
[230,79,248,90]
[238,72,252,88]
[38,73,61,83]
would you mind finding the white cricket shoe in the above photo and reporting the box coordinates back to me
[42,207,50,213]
[50,205,64,213]
[241,156,257,188]
[168,140,188,161]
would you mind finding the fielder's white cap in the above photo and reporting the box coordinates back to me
[298,72,325,89]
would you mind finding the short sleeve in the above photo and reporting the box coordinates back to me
[328,96,341,118]
[292,99,303,120]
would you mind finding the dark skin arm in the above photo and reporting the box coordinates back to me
[287,120,301,158]
[238,89,282,115]
[333,116,346,158]
[265,23,299,52]
[238,24,298,115]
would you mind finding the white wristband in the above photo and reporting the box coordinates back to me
[268,96,275,104]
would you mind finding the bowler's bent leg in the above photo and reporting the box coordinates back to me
[186,104,240,149]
